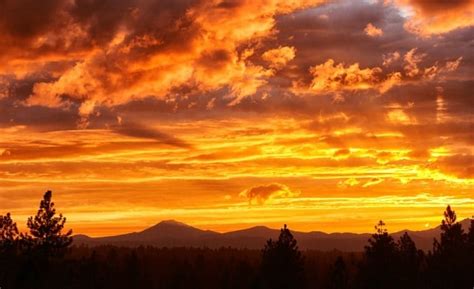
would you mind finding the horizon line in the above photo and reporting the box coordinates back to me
[71,217,473,238]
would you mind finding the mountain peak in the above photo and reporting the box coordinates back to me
[223,225,278,238]
[138,219,219,239]
[139,219,195,234]
[157,219,191,227]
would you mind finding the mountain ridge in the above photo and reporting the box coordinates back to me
[73,218,472,252]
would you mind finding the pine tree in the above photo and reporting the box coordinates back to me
[468,218,474,286]
[433,205,466,254]
[0,213,19,252]
[468,217,474,245]
[397,232,421,289]
[427,205,470,289]
[25,190,72,254]
[0,213,20,289]
[261,224,304,289]
[359,220,399,289]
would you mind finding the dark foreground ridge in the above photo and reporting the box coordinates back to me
[73,218,472,251]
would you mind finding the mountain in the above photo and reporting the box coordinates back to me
[74,220,220,247]
[73,218,473,252]
[389,218,472,250]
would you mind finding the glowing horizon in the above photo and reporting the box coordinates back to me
[1,0,473,237]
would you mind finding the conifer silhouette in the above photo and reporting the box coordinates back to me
[397,232,422,289]
[433,205,466,254]
[0,213,19,252]
[359,220,399,289]
[467,217,473,245]
[428,205,470,289]
[468,217,474,286]
[261,224,304,289]
[25,190,72,254]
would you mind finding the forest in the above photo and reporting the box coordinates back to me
[1,191,473,289]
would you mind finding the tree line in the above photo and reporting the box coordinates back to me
[0,191,473,289]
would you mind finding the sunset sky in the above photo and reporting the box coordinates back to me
[0,0,473,236]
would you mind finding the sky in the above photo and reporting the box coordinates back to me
[0,0,473,236]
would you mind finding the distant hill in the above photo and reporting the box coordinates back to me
[73,218,472,252]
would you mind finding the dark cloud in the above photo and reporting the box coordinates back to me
[431,154,474,179]
[0,0,66,38]
[406,0,471,13]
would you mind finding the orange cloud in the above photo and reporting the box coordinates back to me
[402,48,463,80]
[445,57,463,72]
[309,59,382,92]
[239,183,300,205]
[386,107,416,125]
[403,48,425,77]
[364,23,383,37]
[308,59,401,95]
[262,46,296,69]
[22,0,324,117]
[395,0,474,36]
[0,77,10,99]
[382,51,400,66]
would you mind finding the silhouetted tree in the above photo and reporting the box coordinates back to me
[468,218,474,286]
[0,212,19,252]
[397,232,422,288]
[7,197,474,289]
[468,217,474,245]
[427,205,470,289]
[433,205,466,253]
[358,220,399,289]
[330,256,348,289]
[261,224,305,289]
[24,190,72,255]
[0,213,20,287]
